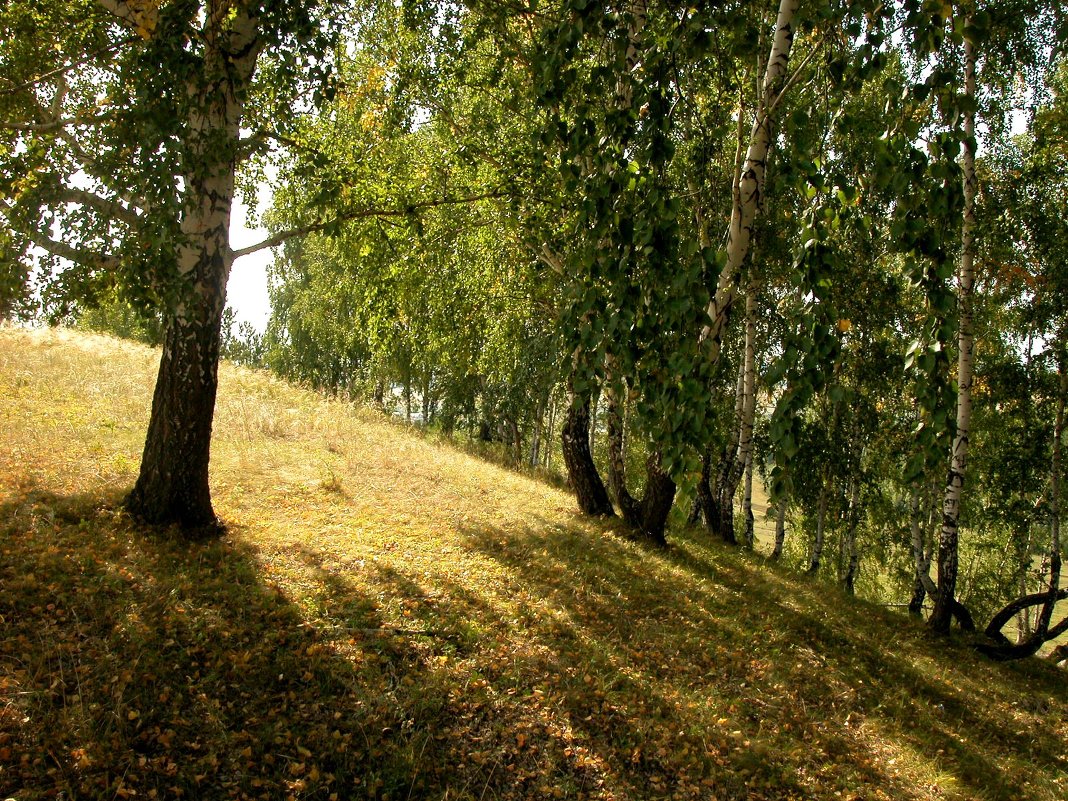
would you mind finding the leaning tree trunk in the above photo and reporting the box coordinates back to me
[127,12,260,533]
[562,387,614,517]
[930,31,977,633]
[699,0,798,366]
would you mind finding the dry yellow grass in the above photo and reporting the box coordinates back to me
[2,325,1066,801]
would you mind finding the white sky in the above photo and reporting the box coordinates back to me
[226,194,273,334]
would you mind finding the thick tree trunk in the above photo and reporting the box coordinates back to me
[562,389,614,517]
[605,383,676,545]
[127,305,225,532]
[931,33,977,633]
[636,454,677,547]
[127,12,260,532]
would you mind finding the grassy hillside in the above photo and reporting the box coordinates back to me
[1,326,1065,801]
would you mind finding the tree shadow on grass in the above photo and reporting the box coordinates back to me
[444,516,1068,801]
[4,486,1064,801]
[0,488,437,801]
[662,535,1068,793]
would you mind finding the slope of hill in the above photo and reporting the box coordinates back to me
[1,326,1065,801]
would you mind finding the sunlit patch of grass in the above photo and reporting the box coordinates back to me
[2,325,1066,801]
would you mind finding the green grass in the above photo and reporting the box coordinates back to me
[1,326,1066,801]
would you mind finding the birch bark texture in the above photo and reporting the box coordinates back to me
[930,31,977,633]
[127,3,262,530]
[699,0,798,363]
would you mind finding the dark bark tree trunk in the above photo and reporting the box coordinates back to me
[562,389,614,517]
[126,9,261,533]
[690,450,722,530]
[126,306,225,533]
[742,448,755,549]
[710,362,745,544]
[636,454,677,547]
[771,494,787,560]
[841,476,860,595]
[604,383,676,545]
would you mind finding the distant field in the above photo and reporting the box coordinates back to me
[2,326,1066,801]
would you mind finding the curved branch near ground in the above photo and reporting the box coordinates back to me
[985,588,1068,644]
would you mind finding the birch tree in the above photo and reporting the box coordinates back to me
[929,22,979,632]
[0,0,349,534]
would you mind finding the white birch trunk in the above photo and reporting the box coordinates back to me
[700,0,798,363]
[931,32,977,632]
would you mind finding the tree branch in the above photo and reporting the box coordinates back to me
[55,187,142,228]
[539,244,564,276]
[232,190,512,261]
[28,231,119,272]
[0,39,134,98]
[0,113,112,133]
